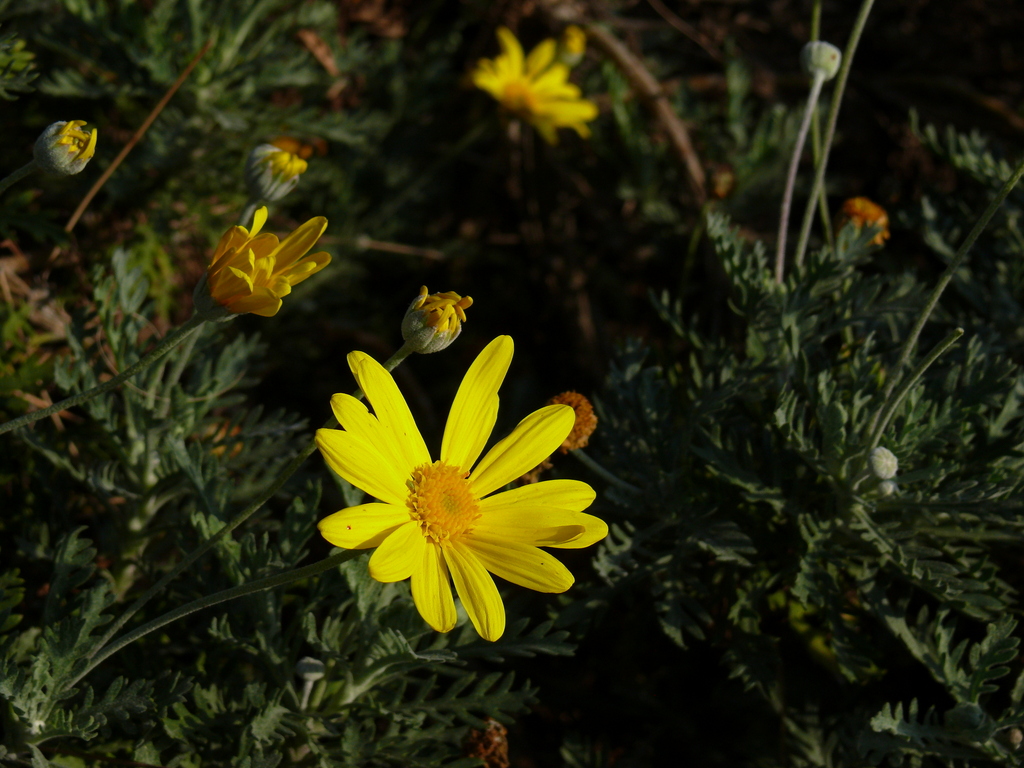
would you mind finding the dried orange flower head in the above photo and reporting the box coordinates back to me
[548,391,597,453]
[464,718,509,768]
[839,197,890,246]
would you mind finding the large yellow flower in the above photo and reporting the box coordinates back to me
[316,336,607,641]
[471,27,598,145]
[205,207,330,318]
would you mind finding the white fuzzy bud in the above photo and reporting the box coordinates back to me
[33,120,97,175]
[245,144,307,202]
[869,447,898,480]
[800,41,841,81]
[877,480,898,497]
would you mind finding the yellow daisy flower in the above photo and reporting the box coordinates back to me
[316,336,607,641]
[205,207,330,318]
[471,27,599,145]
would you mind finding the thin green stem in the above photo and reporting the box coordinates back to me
[872,150,1024,417]
[571,449,642,494]
[867,327,964,451]
[239,198,261,227]
[810,0,822,40]
[81,340,418,669]
[0,160,37,196]
[67,549,363,691]
[793,0,877,268]
[775,72,825,283]
[0,315,206,436]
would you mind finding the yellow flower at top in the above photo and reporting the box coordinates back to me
[471,27,598,145]
[205,207,330,318]
[245,143,309,202]
[839,197,890,246]
[316,336,608,641]
[558,25,587,68]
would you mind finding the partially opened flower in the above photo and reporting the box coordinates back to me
[202,207,330,318]
[471,27,598,145]
[401,286,474,354]
[33,120,97,175]
[245,143,309,202]
[316,336,607,641]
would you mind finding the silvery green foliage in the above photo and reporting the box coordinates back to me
[581,200,1024,765]
[0,27,35,100]
[0,248,574,765]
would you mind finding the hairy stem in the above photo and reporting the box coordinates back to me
[775,72,825,283]
[0,160,37,196]
[792,0,877,268]
[0,315,207,436]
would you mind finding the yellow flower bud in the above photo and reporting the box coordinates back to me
[33,120,97,175]
[557,25,586,68]
[245,144,309,202]
[401,286,473,354]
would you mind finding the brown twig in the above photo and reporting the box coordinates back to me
[52,39,213,259]
[584,23,707,204]
[645,0,723,62]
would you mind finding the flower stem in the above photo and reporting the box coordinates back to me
[867,327,964,452]
[871,150,1024,417]
[0,160,37,196]
[792,0,877,269]
[571,448,642,494]
[67,549,363,691]
[239,198,261,227]
[775,71,825,283]
[0,314,207,436]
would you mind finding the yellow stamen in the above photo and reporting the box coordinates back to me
[56,121,97,162]
[406,461,481,544]
[412,286,474,333]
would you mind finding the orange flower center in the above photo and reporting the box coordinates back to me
[502,81,539,115]
[406,461,481,544]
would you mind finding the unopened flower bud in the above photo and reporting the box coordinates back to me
[295,656,325,682]
[401,286,473,354]
[557,25,586,68]
[245,143,308,202]
[800,41,841,81]
[869,447,898,480]
[838,197,890,246]
[33,120,97,175]
[878,479,898,497]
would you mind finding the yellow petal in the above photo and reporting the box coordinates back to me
[470,404,575,498]
[441,336,512,472]
[473,505,587,546]
[462,532,574,593]
[410,541,457,632]
[318,503,410,549]
[250,206,268,236]
[478,478,596,513]
[227,290,283,317]
[525,38,557,77]
[444,542,505,641]
[495,27,524,77]
[368,521,424,582]
[541,512,607,549]
[283,252,331,286]
[348,351,431,472]
[315,428,408,505]
[329,392,409,472]
[271,216,328,272]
